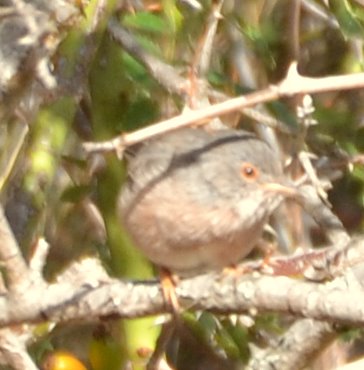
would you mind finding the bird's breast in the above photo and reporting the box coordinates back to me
[120,180,267,274]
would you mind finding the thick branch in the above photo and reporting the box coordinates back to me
[0,207,29,291]
[247,319,336,370]
[0,242,363,328]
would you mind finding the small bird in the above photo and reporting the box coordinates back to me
[118,127,295,276]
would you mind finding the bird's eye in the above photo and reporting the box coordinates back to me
[240,162,259,180]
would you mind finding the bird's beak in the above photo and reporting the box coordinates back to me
[262,181,299,198]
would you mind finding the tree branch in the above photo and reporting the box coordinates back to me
[0,236,363,327]
[83,63,364,156]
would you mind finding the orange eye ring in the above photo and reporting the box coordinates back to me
[240,162,259,180]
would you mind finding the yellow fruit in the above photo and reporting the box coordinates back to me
[42,351,87,370]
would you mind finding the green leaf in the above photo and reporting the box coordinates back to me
[223,319,250,361]
[215,324,241,359]
[329,0,364,38]
[61,185,91,203]
[123,12,170,34]
[162,0,183,34]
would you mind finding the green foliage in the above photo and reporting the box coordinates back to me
[329,0,364,38]
[124,12,172,34]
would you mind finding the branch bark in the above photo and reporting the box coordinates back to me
[83,63,364,155]
[0,243,363,327]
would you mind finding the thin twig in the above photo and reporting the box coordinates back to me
[192,0,224,77]
[108,17,187,94]
[83,63,364,155]
[301,0,339,28]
